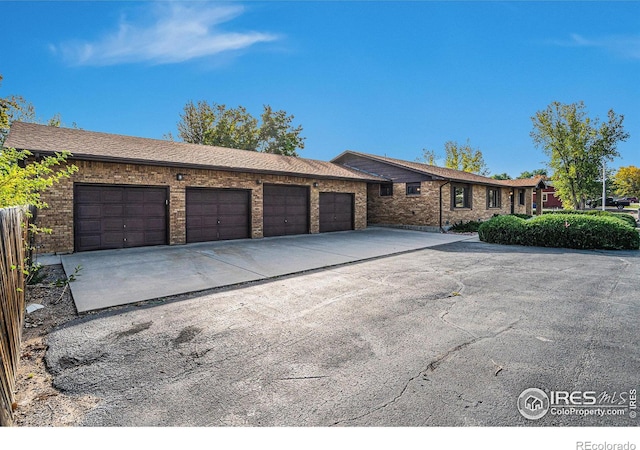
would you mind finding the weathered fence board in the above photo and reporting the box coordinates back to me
[0,206,30,427]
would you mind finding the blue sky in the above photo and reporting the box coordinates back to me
[2,1,639,177]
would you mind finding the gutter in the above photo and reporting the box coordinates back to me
[439,180,451,233]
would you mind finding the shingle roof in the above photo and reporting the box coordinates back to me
[4,122,384,182]
[332,150,546,188]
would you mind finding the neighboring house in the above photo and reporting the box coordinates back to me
[532,182,563,209]
[5,122,382,254]
[332,151,545,230]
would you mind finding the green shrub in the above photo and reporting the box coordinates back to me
[543,210,637,228]
[511,213,533,220]
[479,214,639,250]
[449,220,483,233]
[478,215,527,245]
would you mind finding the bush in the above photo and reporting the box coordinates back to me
[449,220,483,233]
[543,210,637,228]
[478,215,528,246]
[479,214,639,250]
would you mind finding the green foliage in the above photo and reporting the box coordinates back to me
[478,215,528,245]
[530,101,629,210]
[517,168,547,179]
[26,262,46,285]
[479,214,639,250]
[443,139,489,175]
[0,147,78,209]
[511,213,533,219]
[172,100,305,156]
[542,209,637,228]
[449,220,483,233]
[416,148,439,165]
[613,166,640,199]
[490,172,512,180]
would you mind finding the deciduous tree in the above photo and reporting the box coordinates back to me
[443,139,489,176]
[530,101,629,209]
[172,100,305,156]
[415,148,439,165]
[517,168,547,179]
[0,147,77,209]
[613,165,640,199]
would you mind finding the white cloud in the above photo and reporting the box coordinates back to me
[54,3,279,66]
[553,33,640,60]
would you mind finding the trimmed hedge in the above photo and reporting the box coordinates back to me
[479,213,640,250]
[477,215,527,245]
[543,210,637,228]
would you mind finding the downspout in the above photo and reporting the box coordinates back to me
[439,181,451,233]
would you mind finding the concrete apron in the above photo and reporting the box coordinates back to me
[61,227,475,313]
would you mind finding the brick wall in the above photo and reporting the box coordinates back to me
[36,160,367,254]
[367,181,533,228]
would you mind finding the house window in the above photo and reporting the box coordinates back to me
[542,193,548,203]
[380,183,393,197]
[487,188,501,208]
[519,189,525,206]
[452,185,471,209]
[406,182,421,195]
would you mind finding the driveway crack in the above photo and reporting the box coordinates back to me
[330,320,518,426]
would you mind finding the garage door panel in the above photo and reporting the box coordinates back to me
[143,230,166,244]
[103,205,124,216]
[145,217,166,230]
[200,203,218,215]
[143,203,166,216]
[319,193,354,233]
[186,188,250,243]
[218,203,247,215]
[263,185,309,237]
[144,190,167,203]
[75,188,101,203]
[75,185,167,252]
[102,218,124,231]
[124,217,144,231]
[76,204,102,218]
[75,220,102,233]
[101,189,125,203]
[102,232,126,247]
[76,235,102,251]
[125,190,144,203]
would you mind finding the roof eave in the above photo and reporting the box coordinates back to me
[23,150,379,183]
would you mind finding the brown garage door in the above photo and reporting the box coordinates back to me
[319,193,354,233]
[74,185,167,252]
[186,188,251,243]
[263,185,309,237]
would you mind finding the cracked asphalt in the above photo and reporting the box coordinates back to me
[45,240,640,426]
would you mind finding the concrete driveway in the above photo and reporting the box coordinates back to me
[60,228,474,312]
[47,240,640,426]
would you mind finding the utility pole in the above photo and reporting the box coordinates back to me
[602,160,606,211]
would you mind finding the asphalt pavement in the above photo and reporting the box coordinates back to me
[45,238,640,427]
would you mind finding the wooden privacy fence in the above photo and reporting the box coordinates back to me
[0,206,30,427]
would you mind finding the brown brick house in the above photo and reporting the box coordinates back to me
[332,151,546,230]
[5,122,382,254]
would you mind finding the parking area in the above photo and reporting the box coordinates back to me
[46,239,640,426]
[60,228,474,312]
